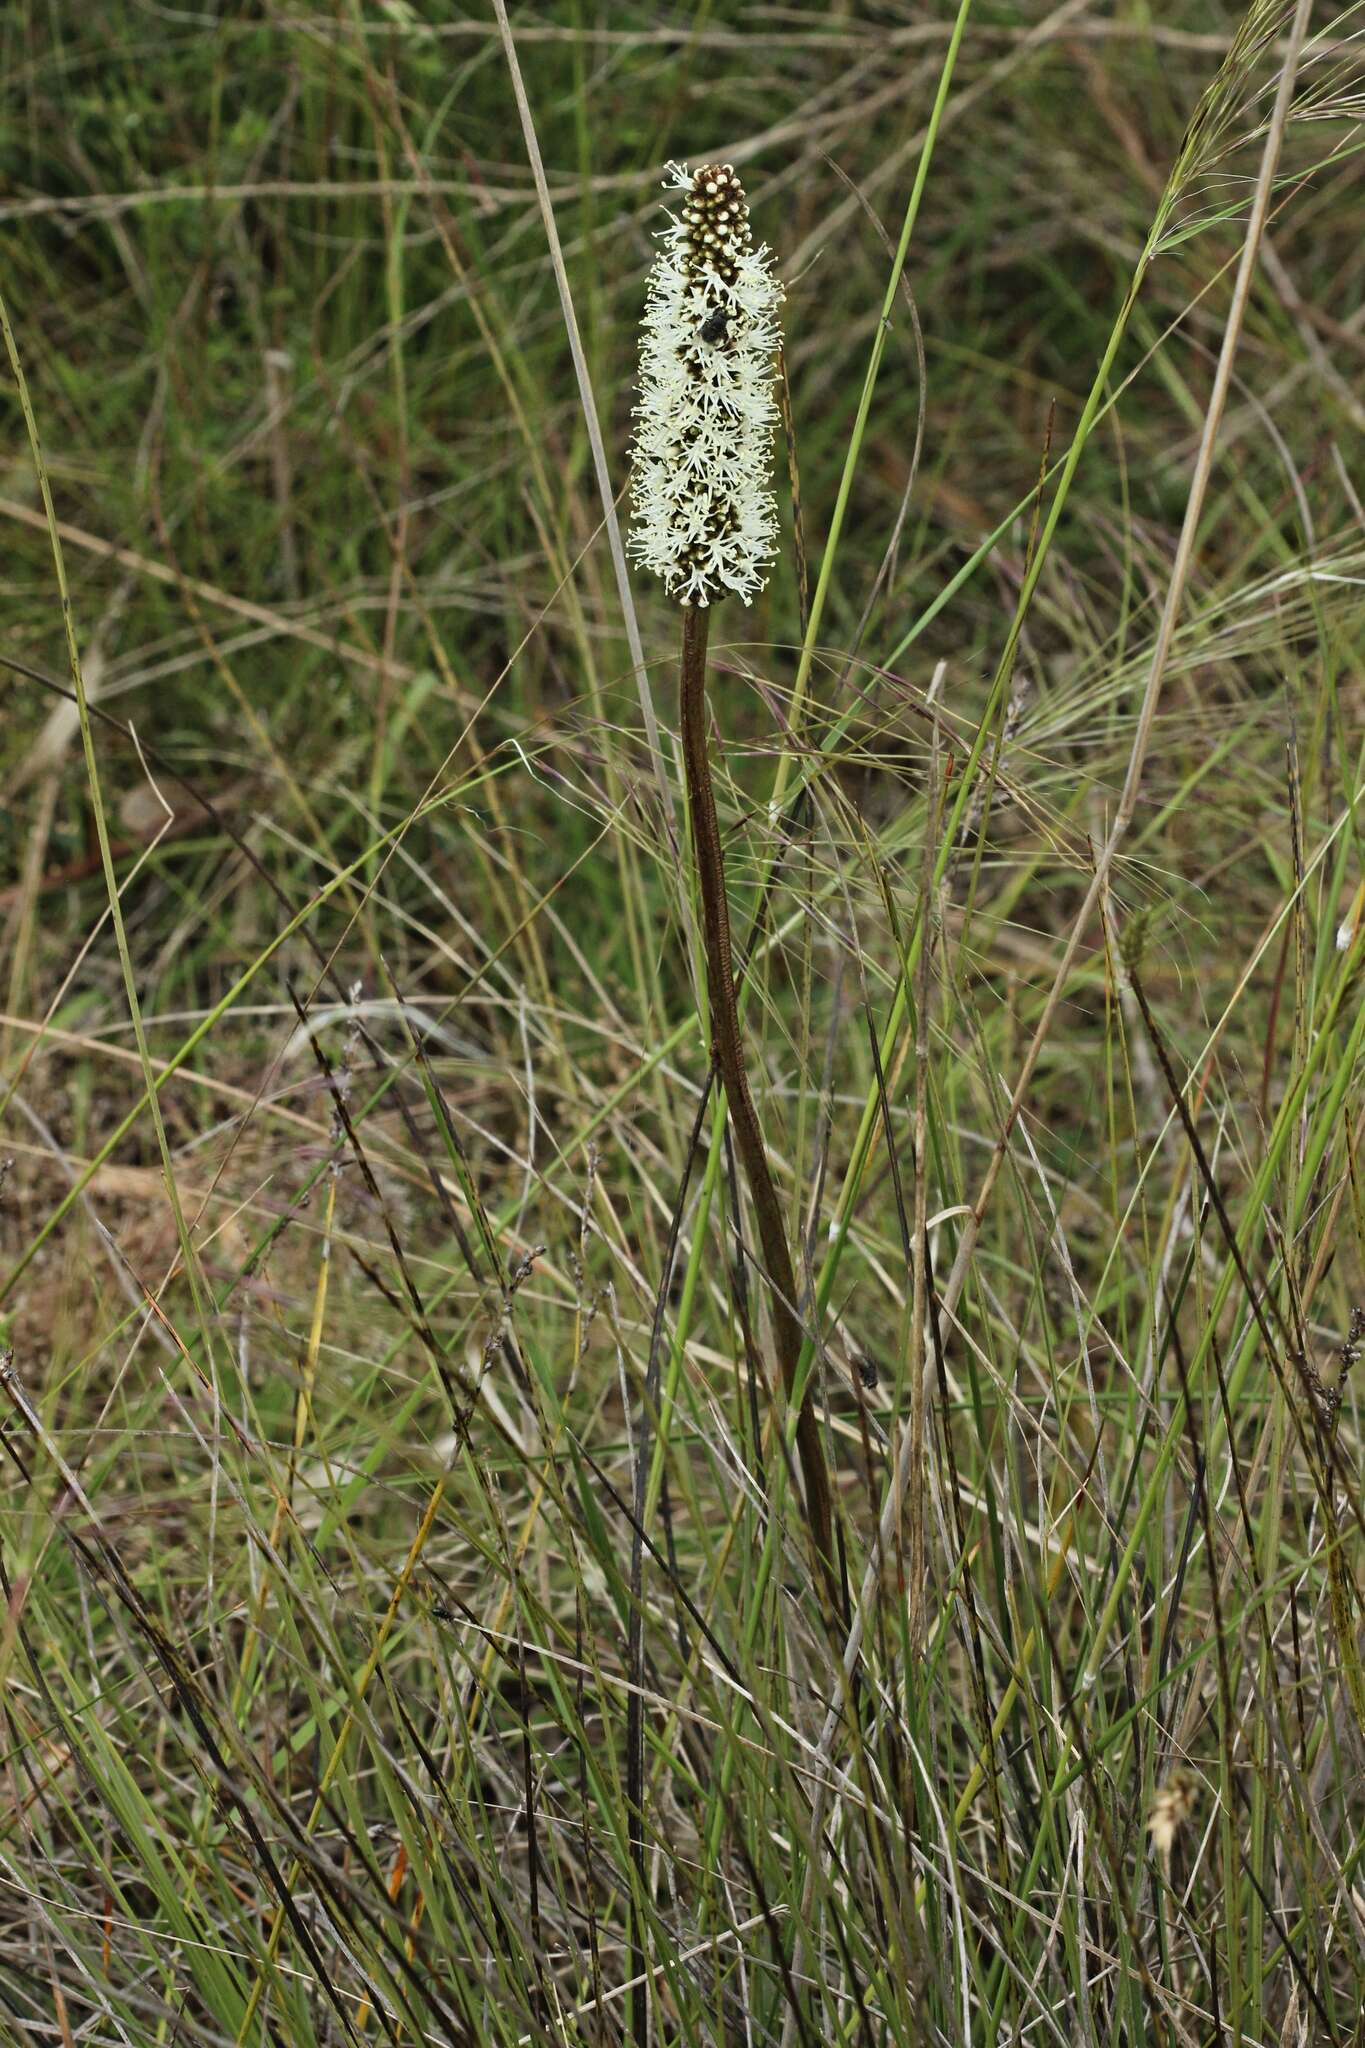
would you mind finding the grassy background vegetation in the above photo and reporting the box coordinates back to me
[3,3,1365,2043]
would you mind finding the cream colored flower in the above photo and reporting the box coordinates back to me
[629,162,783,607]
[1148,1770,1197,1870]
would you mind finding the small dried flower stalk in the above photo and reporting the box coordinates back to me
[629,161,782,607]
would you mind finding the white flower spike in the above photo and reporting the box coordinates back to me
[629,162,783,607]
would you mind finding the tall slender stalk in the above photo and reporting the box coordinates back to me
[626,159,835,1591]
[678,602,835,1586]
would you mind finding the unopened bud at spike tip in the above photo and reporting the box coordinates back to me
[628,161,783,608]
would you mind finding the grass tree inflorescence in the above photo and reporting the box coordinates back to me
[630,162,835,1590]
[629,161,783,607]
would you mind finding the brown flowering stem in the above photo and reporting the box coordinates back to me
[678,602,835,1589]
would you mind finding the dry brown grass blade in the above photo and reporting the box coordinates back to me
[0,493,479,712]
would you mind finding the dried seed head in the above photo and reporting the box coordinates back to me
[629,162,783,607]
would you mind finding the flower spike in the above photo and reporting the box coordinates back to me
[629,162,783,607]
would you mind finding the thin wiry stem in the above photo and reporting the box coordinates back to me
[781,1,1317,2027]
[848,0,1317,1720]
[491,0,674,839]
[941,0,1317,1329]
[678,604,836,1589]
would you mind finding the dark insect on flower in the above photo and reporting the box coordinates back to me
[700,305,729,344]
